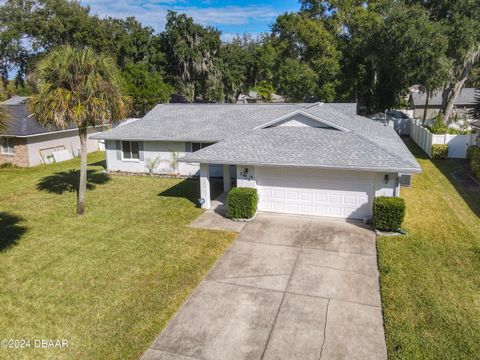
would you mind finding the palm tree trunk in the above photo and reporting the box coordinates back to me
[77,128,88,215]
[442,45,480,124]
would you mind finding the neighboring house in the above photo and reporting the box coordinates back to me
[409,88,478,119]
[236,92,285,104]
[92,102,420,220]
[0,96,103,167]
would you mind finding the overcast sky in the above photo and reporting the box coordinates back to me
[79,0,300,40]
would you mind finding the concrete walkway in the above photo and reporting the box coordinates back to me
[143,213,387,360]
[190,192,247,233]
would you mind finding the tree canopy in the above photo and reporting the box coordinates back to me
[1,0,480,114]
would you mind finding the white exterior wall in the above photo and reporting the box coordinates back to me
[27,128,102,166]
[105,140,223,177]
[275,114,332,128]
[374,172,399,197]
[236,165,257,188]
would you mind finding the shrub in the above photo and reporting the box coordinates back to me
[373,196,406,231]
[427,114,448,134]
[226,187,258,219]
[467,145,477,162]
[469,146,480,179]
[431,144,448,159]
[0,162,16,169]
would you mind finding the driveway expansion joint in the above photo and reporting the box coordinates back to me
[261,248,303,360]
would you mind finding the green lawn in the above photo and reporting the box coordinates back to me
[0,153,235,359]
[378,139,480,359]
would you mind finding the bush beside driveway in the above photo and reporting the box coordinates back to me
[0,152,235,359]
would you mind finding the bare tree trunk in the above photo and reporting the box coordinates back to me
[77,128,88,215]
[442,45,480,124]
[422,91,429,125]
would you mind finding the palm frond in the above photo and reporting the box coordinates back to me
[0,106,11,134]
[30,45,131,131]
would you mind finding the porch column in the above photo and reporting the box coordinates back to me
[223,164,231,193]
[200,163,211,209]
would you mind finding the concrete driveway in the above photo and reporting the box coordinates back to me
[143,213,387,360]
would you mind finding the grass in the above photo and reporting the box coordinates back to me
[378,139,480,359]
[0,153,236,359]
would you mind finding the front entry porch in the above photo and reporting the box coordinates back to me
[200,163,236,209]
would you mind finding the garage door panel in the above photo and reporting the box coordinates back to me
[257,167,373,219]
[344,195,356,205]
[286,191,299,200]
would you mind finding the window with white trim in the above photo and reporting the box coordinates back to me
[1,137,14,154]
[122,141,139,160]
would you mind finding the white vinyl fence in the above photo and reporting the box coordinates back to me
[410,120,478,158]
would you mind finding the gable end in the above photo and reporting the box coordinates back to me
[266,113,335,129]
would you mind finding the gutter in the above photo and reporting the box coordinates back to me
[6,125,103,139]
[178,157,422,174]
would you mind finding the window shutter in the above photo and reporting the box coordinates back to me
[138,141,144,161]
[116,141,122,160]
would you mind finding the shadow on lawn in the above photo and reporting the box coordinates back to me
[88,160,107,169]
[158,178,224,206]
[0,212,27,251]
[37,170,110,194]
[158,179,200,204]
[404,138,480,217]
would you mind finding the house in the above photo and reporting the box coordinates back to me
[236,92,286,104]
[0,96,104,167]
[92,102,420,220]
[409,88,478,119]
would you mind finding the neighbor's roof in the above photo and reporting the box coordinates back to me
[0,103,80,136]
[411,88,478,106]
[180,127,420,173]
[91,103,316,142]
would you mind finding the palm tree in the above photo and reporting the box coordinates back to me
[0,106,9,134]
[31,46,130,215]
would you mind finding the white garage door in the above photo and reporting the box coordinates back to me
[257,167,374,219]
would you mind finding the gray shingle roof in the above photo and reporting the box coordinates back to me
[303,104,418,169]
[325,102,357,116]
[411,88,478,106]
[93,102,420,173]
[1,104,77,136]
[180,127,420,173]
[91,103,316,141]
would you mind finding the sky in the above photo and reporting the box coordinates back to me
[79,0,301,41]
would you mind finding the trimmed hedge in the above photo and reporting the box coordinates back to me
[373,196,406,231]
[468,145,480,179]
[226,187,258,219]
[431,144,448,160]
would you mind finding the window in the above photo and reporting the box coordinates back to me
[191,143,213,152]
[1,138,14,154]
[122,141,139,160]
